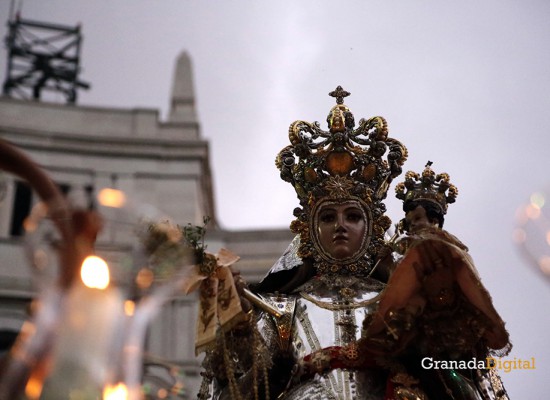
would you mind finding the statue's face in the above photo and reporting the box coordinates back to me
[405,205,437,233]
[315,200,368,260]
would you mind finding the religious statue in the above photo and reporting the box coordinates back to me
[357,163,511,399]
[198,88,511,400]
[198,86,408,399]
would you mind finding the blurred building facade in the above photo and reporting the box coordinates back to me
[0,52,292,397]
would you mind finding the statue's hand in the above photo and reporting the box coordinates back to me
[230,268,252,313]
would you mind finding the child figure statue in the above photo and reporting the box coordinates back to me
[360,162,511,399]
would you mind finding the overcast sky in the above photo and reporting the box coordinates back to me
[2,1,550,397]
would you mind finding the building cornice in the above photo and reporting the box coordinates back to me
[0,126,209,161]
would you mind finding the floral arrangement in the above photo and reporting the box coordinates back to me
[137,216,211,281]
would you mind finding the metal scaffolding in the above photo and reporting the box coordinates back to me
[2,14,90,104]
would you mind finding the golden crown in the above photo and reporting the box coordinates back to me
[276,86,408,273]
[395,162,458,214]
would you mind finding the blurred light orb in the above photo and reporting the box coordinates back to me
[525,203,541,220]
[539,256,550,275]
[515,189,550,279]
[23,202,49,234]
[135,268,154,290]
[81,255,110,289]
[530,192,545,208]
[512,228,526,244]
[98,188,127,208]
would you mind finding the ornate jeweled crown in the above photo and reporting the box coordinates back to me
[395,162,458,214]
[276,86,408,274]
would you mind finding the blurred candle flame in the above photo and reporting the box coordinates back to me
[81,255,110,289]
[124,300,135,316]
[24,372,44,400]
[103,383,128,400]
[21,320,47,399]
[98,188,127,208]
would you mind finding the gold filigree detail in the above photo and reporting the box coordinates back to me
[324,175,355,199]
[337,314,358,344]
[339,287,357,299]
[263,295,297,353]
[343,341,359,361]
[315,259,372,275]
[395,162,458,214]
[299,291,381,311]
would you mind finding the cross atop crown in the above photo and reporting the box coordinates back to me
[329,85,351,105]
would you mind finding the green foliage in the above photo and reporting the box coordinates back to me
[180,216,211,265]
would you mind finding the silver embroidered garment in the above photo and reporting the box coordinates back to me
[209,270,507,400]
[258,275,386,400]
[259,235,303,277]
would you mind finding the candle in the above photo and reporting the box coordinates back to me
[38,281,125,399]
